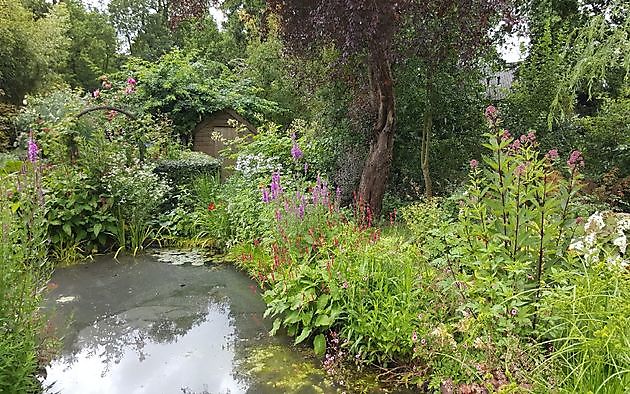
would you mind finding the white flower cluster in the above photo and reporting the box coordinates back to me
[103,157,169,217]
[569,211,629,268]
[235,153,280,178]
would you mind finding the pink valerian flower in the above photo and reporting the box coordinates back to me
[509,138,521,152]
[92,89,100,99]
[546,149,559,161]
[515,162,528,177]
[567,150,584,171]
[501,129,512,141]
[124,77,137,94]
[484,105,498,123]
[469,159,479,169]
[27,134,39,163]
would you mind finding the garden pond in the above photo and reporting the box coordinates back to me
[40,250,387,394]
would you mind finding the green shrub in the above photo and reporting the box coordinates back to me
[155,151,220,187]
[44,166,118,255]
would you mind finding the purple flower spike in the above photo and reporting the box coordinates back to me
[262,188,270,203]
[298,203,305,219]
[270,171,282,199]
[291,142,303,160]
[27,136,39,163]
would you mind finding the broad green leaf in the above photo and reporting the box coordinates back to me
[294,327,312,345]
[313,334,326,356]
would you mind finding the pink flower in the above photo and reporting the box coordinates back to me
[484,105,498,122]
[567,150,584,171]
[411,331,418,342]
[510,308,518,316]
[515,162,528,176]
[469,159,478,169]
[501,129,512,141]
[127,77,137,86]
[92,89,100,99]
[546,149,559,161]
[125,86,135,94]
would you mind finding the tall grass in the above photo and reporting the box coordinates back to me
[536,261,630,393]
[0,163,52,393]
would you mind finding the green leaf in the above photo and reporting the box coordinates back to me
[93,223,102,237]
[313,334,326,356]
[62,223,72,236]
[270,318,281,336]
[294,327,312,345]
[314,314,333,327]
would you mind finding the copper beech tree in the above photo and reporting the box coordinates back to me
[267,0,514,214]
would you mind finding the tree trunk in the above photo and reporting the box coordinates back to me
[357,47,396,218]
[421,78,434,199]
[421,110,433,199]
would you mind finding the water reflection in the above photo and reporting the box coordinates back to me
[42,252,331,394]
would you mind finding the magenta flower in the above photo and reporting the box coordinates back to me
[510,308,518,317]
[469,159,478,169]
[291,142,303,160]
[92,89,100,99]
[261,188,270,203]
[270,171,282,199]
[501,129,512,141]
[411,331,418,342]
[124,86,135,94]
[27,136,39,163]
[127,77,137,86]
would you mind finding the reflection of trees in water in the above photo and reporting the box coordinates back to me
[56,298,232,370]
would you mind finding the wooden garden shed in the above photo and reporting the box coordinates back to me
[192,109,257,159]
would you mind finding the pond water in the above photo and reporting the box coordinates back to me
[41,250,338,394]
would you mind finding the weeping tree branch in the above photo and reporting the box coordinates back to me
[76,106,136,119]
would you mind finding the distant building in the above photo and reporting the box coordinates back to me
[192,109,257,158]
[483,63,519,100]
